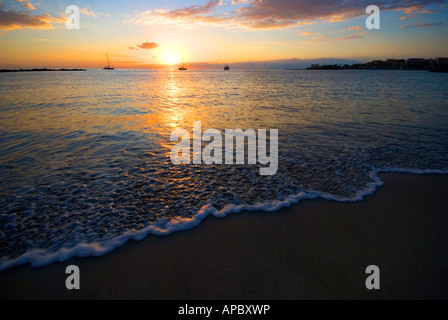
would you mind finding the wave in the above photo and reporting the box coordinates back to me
[0,167,446,272]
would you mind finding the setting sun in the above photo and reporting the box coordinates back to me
[164,54,179,65]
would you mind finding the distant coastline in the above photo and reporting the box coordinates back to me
[0,68,86,73]
[305,57,448,73]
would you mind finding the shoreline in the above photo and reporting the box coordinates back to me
[0,69,86,73]
[0,172,447,299]
[1,168,444,272]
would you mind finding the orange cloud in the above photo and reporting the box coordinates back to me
[0,5,64,31]
[395,5,423,14]
[302,35,329,44]
[302,31,319,36]
[80,9,96,17]
[347,26,363,31]
[13,0,36,10]
[136,42,160,50]
[400,14,418,19]
[398,5,439,20]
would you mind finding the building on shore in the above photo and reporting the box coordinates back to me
[407,58,429,69]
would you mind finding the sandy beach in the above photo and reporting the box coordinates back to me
[0,173,447,300]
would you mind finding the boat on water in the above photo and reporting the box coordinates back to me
[224,65,230,71]
[179,56,187,71]
[104,54,114,70]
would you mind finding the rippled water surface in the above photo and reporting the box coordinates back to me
[1,69,447,269]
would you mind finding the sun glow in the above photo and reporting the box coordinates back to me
[157,43,186,66]
[164,53,179,65]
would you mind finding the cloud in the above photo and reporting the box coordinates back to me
[163,0,220,18]
[400,14,418,19]
[302,29,368,43]
[302,31,319,36]
[398,5,439,19]
[13,0,35,10]
[22,3,35,10]
[134,0,448,30]
[136,42,160,50]
[81,8,96,17]
[129,47,138,50]
[0,6,64,31]
[303,34,329,44]
[347,26,363,31]
[395,5,424,14]
[337,32,367,41]
[401,22,444,28]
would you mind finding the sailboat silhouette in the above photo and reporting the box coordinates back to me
[104,54,114,70]
[179,56,187,71]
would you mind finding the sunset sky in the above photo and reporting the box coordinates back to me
[0,0,447,68]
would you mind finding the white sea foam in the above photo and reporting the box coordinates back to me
[0,167,446,272]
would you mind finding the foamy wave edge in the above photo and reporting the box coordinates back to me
[1,167,447,272]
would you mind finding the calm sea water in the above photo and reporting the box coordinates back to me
[1,69,447,269]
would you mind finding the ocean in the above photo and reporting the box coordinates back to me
[1,69,447,270]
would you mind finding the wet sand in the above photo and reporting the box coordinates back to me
[1,173,447,300]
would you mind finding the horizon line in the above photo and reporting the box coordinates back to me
[2,55,447,70]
